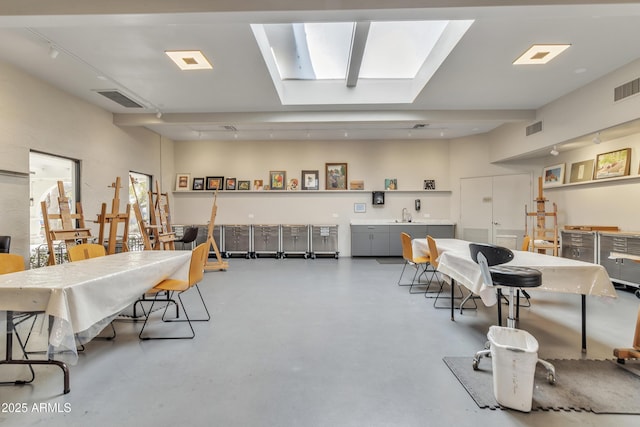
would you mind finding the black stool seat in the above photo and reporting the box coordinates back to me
[489,265,542,289]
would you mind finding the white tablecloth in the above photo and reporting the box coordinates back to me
[412,238,616,306]
[0,250,191,363]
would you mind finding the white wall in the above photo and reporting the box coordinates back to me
[0,60,171,261]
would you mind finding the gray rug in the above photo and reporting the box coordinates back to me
[443,357,640,413]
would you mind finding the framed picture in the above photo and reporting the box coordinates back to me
[206,176,224,191]
[385,178,397,190]
[175,173,190,191]
[253,179,263,191]
[192,177,205,191]
[225,177,236,190]
[372,191,385,205]
[424,179,436,190]
[542,164,565,187]
[350,180,364,190]
[569,160,595,183]
[287,178,299,190]
[270,171,286,190]
[238,180,251,190]
[325,163,348,190]
[354,202,366,213]
[301,170,319,190]
[595,148,631,179]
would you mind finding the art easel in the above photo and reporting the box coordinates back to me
[129,175,153,250]
[96,177,131,254]
[148,180,176,250]
[525,176,559,256]
[204,189,229,271]
[41,181,92,265]
[614,303,640,363]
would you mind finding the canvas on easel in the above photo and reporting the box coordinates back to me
[95,176,131,254]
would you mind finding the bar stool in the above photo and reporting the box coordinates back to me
[469,243,556,384]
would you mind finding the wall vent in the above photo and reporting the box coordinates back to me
[525,120,543,136]
[614,78,640,101]
[95,90,143,108]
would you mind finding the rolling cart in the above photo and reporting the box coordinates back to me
[281,224,310,258]
[223,224,251,258]
[310,224,339,259]
[253,224,281,258]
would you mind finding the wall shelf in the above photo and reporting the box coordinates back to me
[544,174,640,190]
[173,189,452,195]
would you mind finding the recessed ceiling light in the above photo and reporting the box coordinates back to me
[165,50,212,70]
[513,44,571,65]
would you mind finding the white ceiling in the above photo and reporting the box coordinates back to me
[1,1,640,143]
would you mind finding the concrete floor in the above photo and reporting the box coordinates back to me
[1,257,639,426]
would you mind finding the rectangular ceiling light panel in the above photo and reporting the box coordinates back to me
[165,50,213,70]
[513,44,571,65]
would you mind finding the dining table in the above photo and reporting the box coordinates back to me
[0,250,191,394]
[411,238,617,352]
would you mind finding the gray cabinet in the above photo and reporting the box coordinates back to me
[561,231,597,263]
[426,224,456,239]
[223,225,251,258]
[253,224,280,258]
[388,224,428,255]
[351,225,390,256]
[599,233,640,289]
[281,224,310,257]
[310,225,339,258]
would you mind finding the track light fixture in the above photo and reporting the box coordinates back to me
[550,145,559,156]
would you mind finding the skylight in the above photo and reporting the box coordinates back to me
[252,19,474,105]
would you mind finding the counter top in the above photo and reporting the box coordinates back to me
[350,219,455,226]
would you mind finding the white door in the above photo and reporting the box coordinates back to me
[460,174,532,249]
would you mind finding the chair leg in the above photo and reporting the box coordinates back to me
[164,284,211,322]
[433,278,464,309]
[398,261,411,286]
[139,291,195,340]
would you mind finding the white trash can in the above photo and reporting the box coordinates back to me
[487,325,539,412]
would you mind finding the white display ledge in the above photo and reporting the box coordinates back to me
[173,189,451,194]
[350,219,456,226]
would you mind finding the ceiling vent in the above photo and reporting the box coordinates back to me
[525,120,543,136]
[95,90,143,108]
[614,78,640,102]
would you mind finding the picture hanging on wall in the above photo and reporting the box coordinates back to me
[569,160,595,183]
[175,173,190,191]
[354,203,366,213]
[192,177,205,190]
[270,171,286,190]
[542,164,565,187]
[238,180,251,190]
[372,191,385,205]
[385,178,397,190]
[325,163,348,190]
[423,179,436,190]
[253,179,263,190]
[226,177,237,190]
[301,170,319,190]
[206,176,224,191]
[594,148,631,179]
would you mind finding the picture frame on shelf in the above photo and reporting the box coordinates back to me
[569,160,595,183]
[542,164,565,187]
[175,173,190,191]
[225,177,237,190]
[354,202,366,213]
[253,179,263,190]
[238,180,251,190]
[423,179,436,190]
[385,178,397,190]
[192,177,205,191]
[350,180,364,190]
[206,176,224,191]
[301,170,319,190]
[287,178,299,190]
[269,171,286,190]
[325,163,348,190]
[595,148,631,179]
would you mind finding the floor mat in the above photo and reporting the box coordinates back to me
[443,356,640,413]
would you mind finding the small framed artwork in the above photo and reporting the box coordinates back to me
[287,178,299,190]
[192,177,205,191]
[424,179,436,190]
[372,191,385,205]
[350,180,364,190]
[569,160,595,183]
[301,170,319,190]
[238,180,251,190]
[206,176,224,191]
[226,177,237,190]
[253,179,264,190]
[384,178,397,190]
[175,173,190,191]
[270,171,286,190]
[354,203,366,213]
[326,163,348,190]
[542,164,565,187]
[594,148,631,179]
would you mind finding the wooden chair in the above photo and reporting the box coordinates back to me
[138,243,209,340]
[397,232,432,294]
[67,243,107,262]
[521,235,531,252]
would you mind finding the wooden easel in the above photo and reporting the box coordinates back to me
[148,180,176,250]
[96,177,131,254]
[204,189,229,271]
[129,175,153,250]
[613,304,640,363]
[525,176,559,256]
[41,181,92,265]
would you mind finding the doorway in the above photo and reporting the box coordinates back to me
[460,173,532,249]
